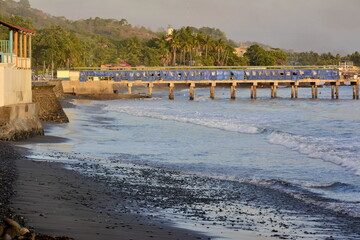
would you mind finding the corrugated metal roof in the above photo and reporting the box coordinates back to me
[0,20,36,34]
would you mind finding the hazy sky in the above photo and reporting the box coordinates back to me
[29,0,360,54]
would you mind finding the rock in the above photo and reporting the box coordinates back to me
[4,218,21,230]
[5,227,17,238]
[19,227,30,235]
[0,225,4,236]
[3,233,12,240]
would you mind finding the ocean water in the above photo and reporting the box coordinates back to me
[23,86,360,239]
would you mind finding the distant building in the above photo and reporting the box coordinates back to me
[339,60,353,69]
[101,63,131,70]
[234,43,247,57]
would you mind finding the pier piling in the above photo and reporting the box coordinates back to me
[311,82,318,99]
[148,83,153,98]
[127,83,132,94]
[210,82,216,100]
[352,82,359,100]
[169,83,174,100]
[251,83,257,99]
[189,83,195,100]
[271,82,278,98]
[230,82,236,100]
[336,82,340,99]
[331,84,335,99]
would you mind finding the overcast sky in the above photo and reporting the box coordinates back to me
[29,0,360,55]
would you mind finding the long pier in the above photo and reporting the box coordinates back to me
[122,79,359,100]
[58,67,360,100]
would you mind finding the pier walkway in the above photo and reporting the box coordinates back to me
[58,67,359,100]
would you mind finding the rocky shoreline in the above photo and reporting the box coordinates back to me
[0,140,210,240]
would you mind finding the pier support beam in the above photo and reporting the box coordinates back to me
[210,82,216,100]
[189,83,195,100]
[230,82,237,100]
[291,82,299,99]
[351,81,359,100]
[148,83,153,98]
[331,83,335,99]
[271,82,278,98]
[311,82,318,99]
[127,83,132,94]
[335,82,340,99]
[251,82,257,99]
[169,83,174,100]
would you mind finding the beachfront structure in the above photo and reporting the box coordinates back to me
[58,66,359,100]
[0,20,43,140]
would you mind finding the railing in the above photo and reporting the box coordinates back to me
[65,65,339,72]
[0,40,9,53]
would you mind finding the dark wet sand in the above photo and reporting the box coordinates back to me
[10,144,210,240]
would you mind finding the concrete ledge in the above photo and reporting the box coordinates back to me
[0,103,44,141]
[62,81,114,95]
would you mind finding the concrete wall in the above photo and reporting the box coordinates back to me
[0,63,32,107]
[62,81,115,95]
[0,103,44,141]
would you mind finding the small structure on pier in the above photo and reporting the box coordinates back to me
[0,20,43,140]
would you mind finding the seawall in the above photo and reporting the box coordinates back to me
[32,85,69,123]
[0,103,44,141]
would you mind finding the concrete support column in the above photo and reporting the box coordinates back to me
[210,82,216,100]
[29,35,32,60]
[23,34,27,68]
[352,82,359,100]
[271,82,278,98]
[14,31,18,66]
[311,82,318,99]
[295,83,299,98]
[335,82,340,99]
[19,33,23,58]
[251,82,257,99]
[230,82,236,100]
[148,83,153,98]
[169,83,174,100]
[23,34,27,58]
[127,83,132,94]
[9,30,13,63]
[331,84,335,99]
[189,83,195,101]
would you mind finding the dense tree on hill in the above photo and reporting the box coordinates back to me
[244,44,287,66]
[19,0,30,8]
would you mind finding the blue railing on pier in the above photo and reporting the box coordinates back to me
[77,68,340,82]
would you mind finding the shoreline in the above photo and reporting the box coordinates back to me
[7,140,211,240]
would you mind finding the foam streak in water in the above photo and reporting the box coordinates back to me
[267,131,360,176]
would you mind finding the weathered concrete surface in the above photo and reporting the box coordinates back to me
[62,81,114,95]
[0,103,44,141]
[48,79,65,99]
[32,85,69,123]
[0,64,32,107]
